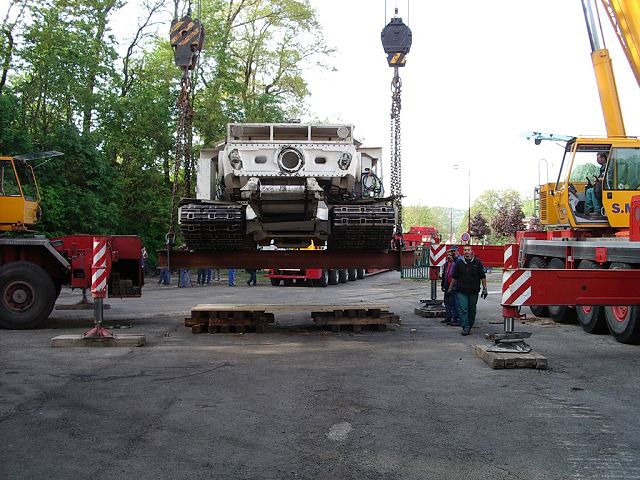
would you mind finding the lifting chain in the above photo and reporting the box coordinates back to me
[390,68,403,234]
[166,9,205,261]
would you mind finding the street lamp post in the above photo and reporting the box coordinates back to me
[452,165,471,240]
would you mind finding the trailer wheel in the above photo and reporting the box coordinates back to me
[525,256,550,318]
[313,270,329,287]
[338,269,348,283]
[283,279,294,286]
[348,269,357,281]
[604,263,640,344]
[576,260,608,334]
[546,257,577,324]
[270,278,281,286]
[328,269,339,285]
[0,261,56,329]
[356,268,365,280]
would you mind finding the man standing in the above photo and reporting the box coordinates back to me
[441,247,460,326]
[228,268,236,287]
[449,245,488,335]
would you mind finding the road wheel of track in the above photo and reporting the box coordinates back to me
[338,269,348,283]
[0,262,56,329]
[328,269,339,285]
[525,256,550,318]
[270,278,281,286]
[546,257,577,324]
[356,268,365,280]
[576,260,608,334]
[604,262,640,344]
[313,270,329,287]
[348,269,357,281]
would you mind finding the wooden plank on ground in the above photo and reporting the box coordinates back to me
[190,303,389,313]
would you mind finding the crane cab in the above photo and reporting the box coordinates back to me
[0,155,42,231]
[539,137,640,230]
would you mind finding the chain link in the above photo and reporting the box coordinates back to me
[390,68,402,233]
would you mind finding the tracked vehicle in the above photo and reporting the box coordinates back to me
[180,123,394,251]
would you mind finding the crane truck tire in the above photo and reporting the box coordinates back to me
[338,269,348,283]
[348,269,357,281]
[328,269,339,285]
[0,261,56,330]
[356,268,365,280]
[604,262,640,344]
[270,278,281,286]
[525,256,550,318]
[546,257,577,324]
[576,260,608,334]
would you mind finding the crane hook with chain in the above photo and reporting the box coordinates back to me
[165,7,205,266]
[381,9,411,243]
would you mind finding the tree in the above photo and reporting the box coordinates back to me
[469,212,490,240]
[571,163,600,182]
[491,196,525,240]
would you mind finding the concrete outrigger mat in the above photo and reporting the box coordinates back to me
[51,334,145,347]
[475,344,547,370]
[413,305,446,318]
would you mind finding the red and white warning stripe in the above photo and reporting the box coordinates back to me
[503,244,518,269]
[429,244,447,267]
[501,269,532,305]
[91,237,108,298]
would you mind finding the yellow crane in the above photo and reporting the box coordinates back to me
[0,152,62,231]
[539,0,640,231]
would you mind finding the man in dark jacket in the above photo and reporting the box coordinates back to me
[441,247,460,326]
[448,245,488,335]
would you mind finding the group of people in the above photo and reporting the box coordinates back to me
[440,245,488,336]
[157,267,257,287]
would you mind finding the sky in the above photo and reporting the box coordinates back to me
[104,0,640,209]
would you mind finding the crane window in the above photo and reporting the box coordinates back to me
[15,161,37,200]
[0,161,21,197]
[605,148,640,190]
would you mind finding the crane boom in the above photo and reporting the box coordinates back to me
[599,0,640,89]
[582,0,626,137]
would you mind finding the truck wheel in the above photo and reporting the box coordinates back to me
[270,278,281,286]
[525,256,550,318]
[576,260,607,334]
[338,269,348,283]
[604,263,640,344]
[313,270,329,287]
[348,269,357,281]
[356,268,365,280]
[546,257,577,324]
[0,261,56,329]
[283,279,294,286]
[328,269,339,285]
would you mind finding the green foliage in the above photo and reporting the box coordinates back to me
[403,206,465,241]
[571,163,600,182]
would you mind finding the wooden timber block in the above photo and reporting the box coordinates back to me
[312,314,400,326]
[55,303,111,310]
[192,324,207,334]
[51,334,145,347]
[474,345,547,370]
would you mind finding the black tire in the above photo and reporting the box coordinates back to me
[604,263,640,344]
[348,269,357,281]
[283,279,294,286]
[356,268,365,280]
[546,257,577,324]
[313,270,329,287]
[525,256,550,318]
[338,269,348,283]
[0,261,56,329]
[270,278,281,286]
[295,278,307,286]
[576,260,608,334]
[328,269,339,285]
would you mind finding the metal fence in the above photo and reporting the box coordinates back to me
[401,246,431,280]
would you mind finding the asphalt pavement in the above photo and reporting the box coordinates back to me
[1,271,639,479]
